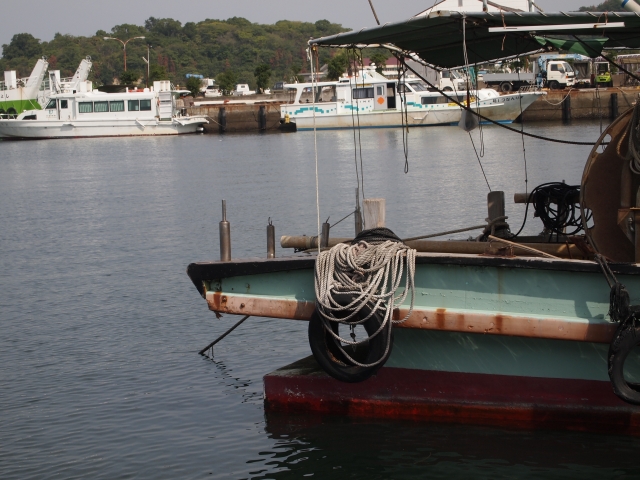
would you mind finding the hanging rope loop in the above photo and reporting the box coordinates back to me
[313,229,416,369]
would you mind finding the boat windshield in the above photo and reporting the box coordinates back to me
[408,82,429,92]
[45,99,56,109]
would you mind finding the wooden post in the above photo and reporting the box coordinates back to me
[363,198,385,229]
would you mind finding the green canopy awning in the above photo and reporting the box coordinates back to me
[310,11,640,68]
[534,36,609,57]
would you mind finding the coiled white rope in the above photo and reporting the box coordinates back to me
[314,240,417,367]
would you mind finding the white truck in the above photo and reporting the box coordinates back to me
[232,84,256,96]
[482,56,581,91]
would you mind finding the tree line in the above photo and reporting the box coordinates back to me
[0,17,348,91]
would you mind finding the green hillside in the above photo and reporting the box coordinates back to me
[0,17,348,89]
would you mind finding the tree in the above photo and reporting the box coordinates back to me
[254,64,272,93]
[327,52,349,80]
[369,51,389,74]
[149,64,168,83]
[578,0,624,11]
[217,70,238,94]
[120,70,140,85]
[186,76,203,96]
[2,33,41,60]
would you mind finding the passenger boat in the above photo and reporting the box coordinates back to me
[0,56,93,117]
[0,80,207,139]
[188,11,640,434]
[1,58,49,115]
[280,67,543,130]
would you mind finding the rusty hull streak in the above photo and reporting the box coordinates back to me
[206,292,617,343]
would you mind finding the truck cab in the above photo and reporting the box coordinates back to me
[540,60,576,89]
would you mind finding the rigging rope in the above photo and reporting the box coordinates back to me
[314,235,416,368]
[310,46,321,254]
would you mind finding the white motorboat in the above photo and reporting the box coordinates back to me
[280,67,543,130]
[0,80,208,139]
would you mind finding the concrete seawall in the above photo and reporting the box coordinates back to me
[520,87,639,122]
[184,87,640,133]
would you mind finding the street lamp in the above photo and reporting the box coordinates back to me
[103,36,145,71]
[142,45,152,87]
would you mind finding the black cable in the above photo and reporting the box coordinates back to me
[468,131,491,191]
[396,55,606,146]
[511,182,592,238]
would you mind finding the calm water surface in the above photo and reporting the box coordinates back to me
[2,122,640,479]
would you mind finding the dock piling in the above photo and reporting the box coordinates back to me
[562,93,571,124]
[218,108,227,133]
[611,93,619,120]
[258,106,267,131]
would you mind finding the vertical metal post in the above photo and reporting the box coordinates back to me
[219,200,231,262]
[320,219,331,248]
[354,188,363,235]
[267,218,275,259]
[487,191,509,238]
[611,93,619,120]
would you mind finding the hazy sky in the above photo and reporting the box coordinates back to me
[2,0,594,49]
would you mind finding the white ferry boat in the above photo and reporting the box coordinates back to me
[281,67,543,130]
[1,58,49,115]
[0,80,207,139]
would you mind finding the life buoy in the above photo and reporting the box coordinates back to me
[608,319,640,405]
[308,292,393,383]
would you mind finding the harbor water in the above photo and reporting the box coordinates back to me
[2,123,640,479]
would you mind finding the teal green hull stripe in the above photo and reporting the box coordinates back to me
[387,328,640,382]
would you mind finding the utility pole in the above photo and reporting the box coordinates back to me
[103,36,146,71]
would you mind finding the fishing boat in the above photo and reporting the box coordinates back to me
[0,80,207,139]
[1,58,49,115]
[280,67,543,130]
[188,10,640,434]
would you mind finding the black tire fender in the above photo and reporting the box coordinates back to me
[608,321,640,405]
[308,294,393,383]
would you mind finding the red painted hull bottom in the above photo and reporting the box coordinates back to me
[264,356,640,435]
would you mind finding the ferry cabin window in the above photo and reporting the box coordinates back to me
[60,100,68,109]
[421,96,463,105]
[128,100,140,111]
[140,99,152,111]
[352,87,374,99]
[94,101,109,113]
[110,101,124,112]
[78,102,93,113]
[45,99,56,109]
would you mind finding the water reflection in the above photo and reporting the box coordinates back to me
[257,412,640,479]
